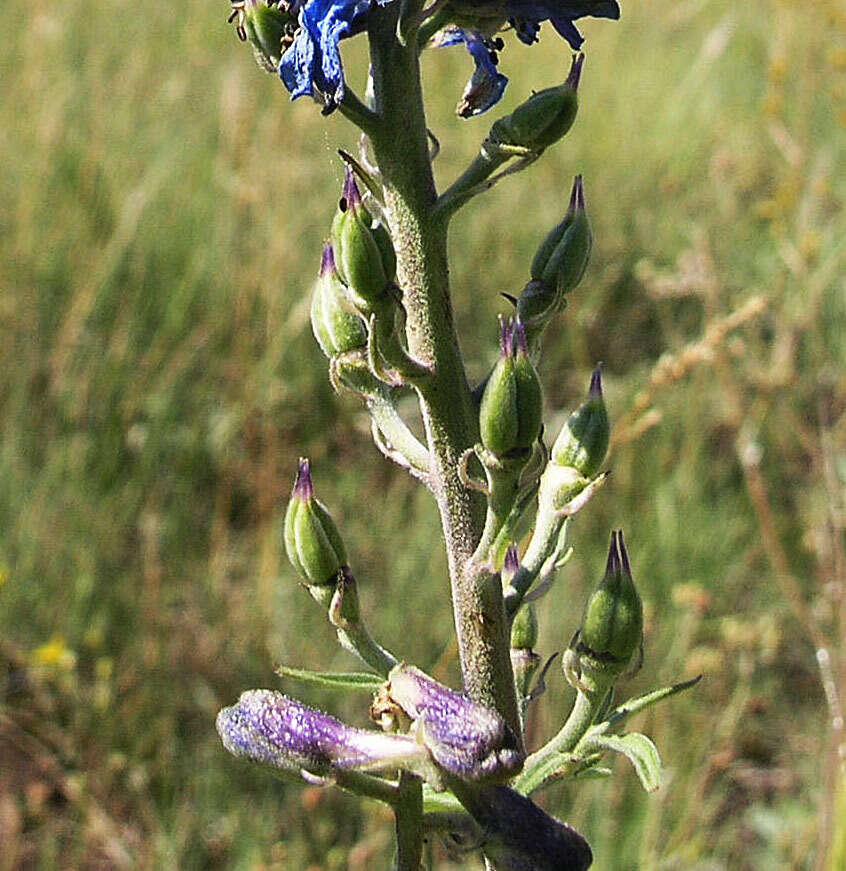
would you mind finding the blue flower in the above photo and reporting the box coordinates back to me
[433,1,620,115]
[279,0,377,110]
[432,27,509,117]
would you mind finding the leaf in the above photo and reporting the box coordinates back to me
[601,675,702,730]
[590,732,662,792]
[275,665,383,692]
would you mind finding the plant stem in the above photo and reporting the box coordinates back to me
[366,7,520,736]
[516,686,605,795]
[394,771,424,871]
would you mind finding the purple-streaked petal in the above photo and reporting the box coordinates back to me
[217,689,427,775]
[386,665,524,781]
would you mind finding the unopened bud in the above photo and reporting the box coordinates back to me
[551,366,609,478]
[577,530,643,669]
[490,53,583,153]
[310,243,367,358]
[539,174,592,298]
[331,167,396,315]
[510,602,538,651]
[228,1,297,74]
[283,459,347,586]
[217,689,428,776]
[479,319,543,458]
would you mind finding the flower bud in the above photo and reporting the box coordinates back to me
[551,367,609,478]
[529,174,581,282]
[510,602,538,651]
[217,689,428,776]
[283,459,347,586]
[489,53,583,153]
[330,167,396,315]
[539,174,592,298]
[228,1,297,74]
[382,664,524,782]
[310,243,368,359]
[479,319,543,458]
[578,530,643,668]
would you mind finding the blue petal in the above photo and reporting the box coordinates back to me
[279,0,370,107]
[550,16,584,49]
[434,27,508,116]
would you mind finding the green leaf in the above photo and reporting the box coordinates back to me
[275,665,383,691]
[600,675,702,731]
[590,732,662,792]
[422,785,465,815]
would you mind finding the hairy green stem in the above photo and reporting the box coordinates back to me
[394,771,424,871]
[366,7,520,736]
[516,682,608,795]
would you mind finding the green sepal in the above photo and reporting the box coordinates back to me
[275,665,384,692]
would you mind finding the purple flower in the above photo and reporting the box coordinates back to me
[217,689,428,776]
[386,664,524,781]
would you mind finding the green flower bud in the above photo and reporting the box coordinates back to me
[479,319,543,458]
[310,243,368,359]
[510,602,538,651]
[331,167,396,315]
[228,1,297,74]
[539,175,592,298]
[529,174,581,282]
[578,530,643,668]
[490,53,583,153]
[551,367,609,478]
[283,459,347,586]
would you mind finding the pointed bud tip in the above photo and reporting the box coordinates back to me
[498,315,513,356]
[566,53,585,92]
[341,164,361,211]
[617,528,633,578]
[319,242,336,277]
[504,543,520,575]
[589,364,603,397]
[512,319,529,355]
[293,458,314,500]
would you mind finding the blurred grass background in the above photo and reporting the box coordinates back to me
[1,0,844,868]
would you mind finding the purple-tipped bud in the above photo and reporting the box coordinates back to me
[283,459,348,586]
[340,164,363,214]
[550,366,609,478]
[480,318,543,458]
[293,457,314,501]
[311,243,367,358]
[319,241,336,277]
[384,664,524,782]
[489,54,583,154]
[577,530,643,670]
[330,167,396,313]
[217,690,428,776]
